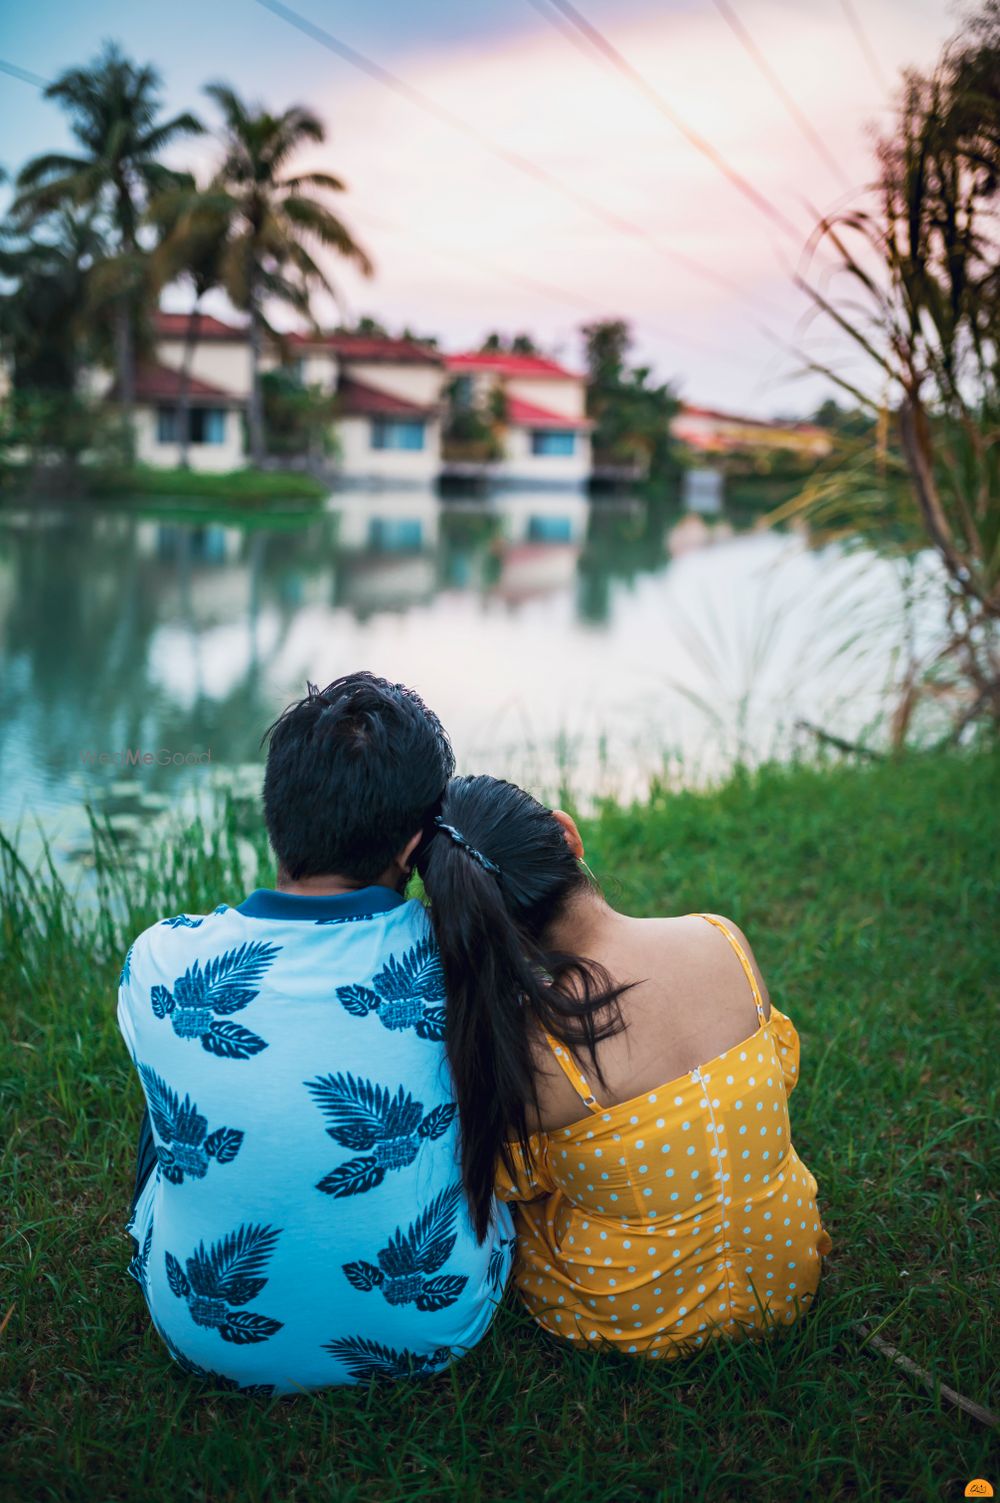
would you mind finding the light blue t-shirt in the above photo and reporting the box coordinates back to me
[118,885,514,1392]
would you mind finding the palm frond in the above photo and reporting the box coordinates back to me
[207,1222,281,1289]
[138,1064,180,1140]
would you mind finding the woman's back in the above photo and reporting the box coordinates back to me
[499,914,833,1356]
[526,912,775,1133]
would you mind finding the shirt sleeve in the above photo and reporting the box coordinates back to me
[115,935,144,1061]
[770,1007,802,1095]
[495,1135,556,1203]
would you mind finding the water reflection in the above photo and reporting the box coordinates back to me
[0,485,931,863]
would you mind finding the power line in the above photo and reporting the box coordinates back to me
[838,0,890,95]
[251,0,784,315]
[709,0,852,192]
[524,0,807,244]
[0,58,51,89]
[348,201,735,361]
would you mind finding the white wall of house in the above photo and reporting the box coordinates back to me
[504,375,587,421]
[301,350,339,389]
[134,404,246,472]
[156,337,253,399]
[268,348,339,389]
[336,414,442,484]
[496,425,591,484]
[345,361,445,407]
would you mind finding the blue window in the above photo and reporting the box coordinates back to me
[530,429,576,456]
[452,375,474,409]
[527,515,573,543]
[368,518,423,551]
[156,407,227,445]
[371,419,425,451]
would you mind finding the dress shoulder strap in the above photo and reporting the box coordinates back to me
[694,913,767,1025]
[541,1031,603,1114]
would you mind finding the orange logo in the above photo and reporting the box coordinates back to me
[965,1484,994,1499]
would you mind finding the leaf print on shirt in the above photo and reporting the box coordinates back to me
[304,1072,457,1198]
[128,1224,153,1296]
[150,940,280,1058]
[139,1065,244,1184]
[323,1335,454,1382]
[336,937,447,1041]
[161,914,204,929]
[119,944,135,988]
[165,1222,283,1345]
[342,1183,469,1311]
[155,1323,275,1394]
[487,1233,516,1297]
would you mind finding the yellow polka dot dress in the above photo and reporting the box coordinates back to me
[496,915,833,1357]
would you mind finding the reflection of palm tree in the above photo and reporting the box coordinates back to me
[11,43,203,449]
[202,83,373,464]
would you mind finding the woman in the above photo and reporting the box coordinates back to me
[417,775,832,1359]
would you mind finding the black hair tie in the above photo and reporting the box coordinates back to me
[434,818,501,876]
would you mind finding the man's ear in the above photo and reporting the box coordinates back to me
[551,808,584,860]
[398,829,424,873]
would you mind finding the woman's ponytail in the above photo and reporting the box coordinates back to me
[418,778,630,1243]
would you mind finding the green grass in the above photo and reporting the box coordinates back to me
[86,464,327,504]
[1,749,997,1502]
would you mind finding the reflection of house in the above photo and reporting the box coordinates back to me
[281,333,446,485]
[487,488,588,601]
[330,490,442,612]
[444,352,592,485]
[331,488,441,553]
[671,404,832,459]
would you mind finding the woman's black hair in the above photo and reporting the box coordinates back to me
[416,775,629,1242]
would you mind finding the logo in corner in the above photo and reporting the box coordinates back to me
[965,1483,994,1499]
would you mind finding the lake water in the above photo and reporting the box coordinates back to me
[0,485,934,867]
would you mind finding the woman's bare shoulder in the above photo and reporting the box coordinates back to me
[623,910,771,1015]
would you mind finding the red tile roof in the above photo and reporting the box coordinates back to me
[287,332,443,364]
[336,376,438,419]
[113,361,245,404]
[505,395,592,430]
[446,351,580,379]
[677,403,825,435]
[152,311,247,341]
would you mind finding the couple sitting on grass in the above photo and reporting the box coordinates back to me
[118,671,832,1392]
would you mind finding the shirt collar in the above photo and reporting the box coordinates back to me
[236,885,406,921]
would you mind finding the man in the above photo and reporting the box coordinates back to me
[118,673,514,1391]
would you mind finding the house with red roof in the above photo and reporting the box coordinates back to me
[280,331,446,483]
[119,312,449,480]
[444,351,593,485]
[95,311,253,471]
[670,404,832,459]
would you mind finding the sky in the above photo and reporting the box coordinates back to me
[0,0,965,416]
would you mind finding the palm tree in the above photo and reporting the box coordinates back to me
[0,206,106,393]
[10,42,203,453]
[149,183,233,467]
[204,83,373,464]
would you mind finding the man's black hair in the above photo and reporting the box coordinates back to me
[262,672,455,883]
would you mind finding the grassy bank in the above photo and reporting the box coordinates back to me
[1,750,997,1502]
[1,463,328,505]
